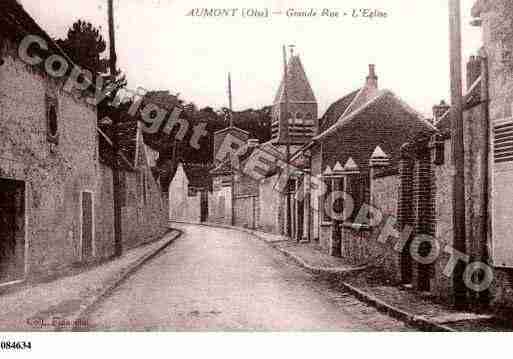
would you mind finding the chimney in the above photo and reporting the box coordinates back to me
[433,100,450,123]
[466,55,482,90]
[366,64,378,89]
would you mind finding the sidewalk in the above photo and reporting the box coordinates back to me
[341,268,513,332]
[0,229,181,332]
[274,240,513,331]
[172,221,513,332]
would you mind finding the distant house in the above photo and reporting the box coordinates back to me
[167,162,212,223]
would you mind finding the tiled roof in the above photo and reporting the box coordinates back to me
[319,89,360,133]
[273,55,317,104]
[0,0,79,75]
[435,76,482,133]
[315,90,436,141]
[318,91,438,174]
[143,91,180,111]
[98,116,140,171]
[183,163,213,190]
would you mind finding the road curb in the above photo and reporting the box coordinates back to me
[171,221,456,332]
[271,245,369,280]
[169,220,289,243]
[337,281,456,332]
[67,229,183,331]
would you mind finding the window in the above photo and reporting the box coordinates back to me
[46,95,59,143]
[188,186,197,197]
[305,113,314,126]
[295,112,303,125]
[346,174,370,224]
[322,178,333,222]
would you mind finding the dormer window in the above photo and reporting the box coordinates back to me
[46,95,59,144]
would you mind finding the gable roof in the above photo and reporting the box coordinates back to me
[315,90,437,174]
[319,89,360,133]
[315,89,436,141]
[273,55,317,104]
[0,1,73,64]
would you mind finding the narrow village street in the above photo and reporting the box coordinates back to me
[84,224,415,331]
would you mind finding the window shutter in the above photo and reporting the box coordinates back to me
[492,119,513,267]
[494,120,513,163]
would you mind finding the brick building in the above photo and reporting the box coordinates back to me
[297,65,436,254]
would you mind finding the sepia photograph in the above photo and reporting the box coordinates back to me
[0,0,512,356]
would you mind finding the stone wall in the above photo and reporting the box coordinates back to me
[233,195,258,229]
[366,173,402,281]
[0,40,100,279]
[474,0,513,311]
[258,174,284,234]
[475,0,513,122]
[168,164,201,223]
[431,139,455,301]
[209,183,232,226]
[120,166,168,250]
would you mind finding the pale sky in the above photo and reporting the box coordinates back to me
[20,0,481,117]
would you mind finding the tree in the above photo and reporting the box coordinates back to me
[57,20,127,96]
[57,20,107,73]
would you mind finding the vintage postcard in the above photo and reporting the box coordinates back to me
[0,0,511,356]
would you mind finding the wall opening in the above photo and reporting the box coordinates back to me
[0,178,26,284]
[81,191,94,259]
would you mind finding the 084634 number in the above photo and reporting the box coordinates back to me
[1,341,32,350]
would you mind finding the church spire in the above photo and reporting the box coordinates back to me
[273,53,317,105]
[271,49,318,146]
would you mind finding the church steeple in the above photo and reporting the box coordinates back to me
[271,51,318,146]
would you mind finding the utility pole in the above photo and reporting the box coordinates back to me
[108,0,123,257]
[228,72,234,127]
[228,72,236,226]
[282,45,292,238]
[449,0,467,308]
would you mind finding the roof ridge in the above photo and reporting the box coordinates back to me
[318,90,388,139]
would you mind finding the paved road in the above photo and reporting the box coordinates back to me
[85,224,415,331]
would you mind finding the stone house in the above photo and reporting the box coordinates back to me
[0,0,168,286]
[167,162,209,223]
[469,0,513,311]
[0,1,102,283]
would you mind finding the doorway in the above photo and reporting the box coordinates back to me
[0,179,26,284]
[81,191,94,259]
[200,190,208,222]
